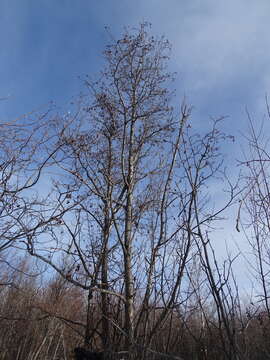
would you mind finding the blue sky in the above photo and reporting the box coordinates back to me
[1,0,269,127]
[1,1,270,285]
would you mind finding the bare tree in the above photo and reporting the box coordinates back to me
[0,107,65,261]
[240,103,270,318]
[17,24,239,359]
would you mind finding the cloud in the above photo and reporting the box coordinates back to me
[168,1,269,88]
[1,0,267,290]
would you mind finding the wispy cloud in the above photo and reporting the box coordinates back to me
[1,0,268,286]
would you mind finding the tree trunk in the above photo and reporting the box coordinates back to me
[101,213,110,349]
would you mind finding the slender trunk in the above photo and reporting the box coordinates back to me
[124,119,135,352]
[124,189,134,350]
[101,213,110,348]
[101,136,113,349]
[84,289,93,347]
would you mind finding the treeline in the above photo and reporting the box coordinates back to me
[0,257,270,360]
[1,23,270,359]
